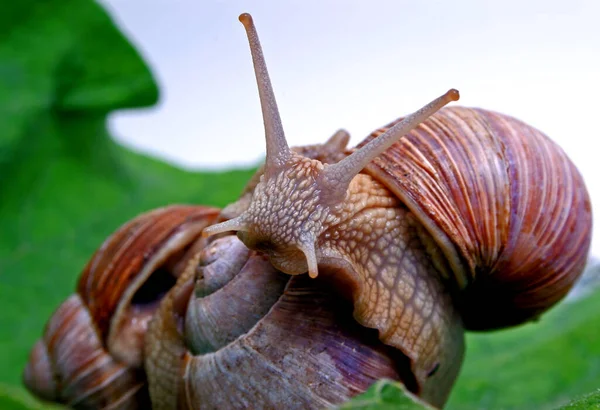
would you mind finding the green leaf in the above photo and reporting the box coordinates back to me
[338,380,433,410]
[447,289,600,410]
[0,1,254,406]
[559,389,600,409]
[0,382,63,410]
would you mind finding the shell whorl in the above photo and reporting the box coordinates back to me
[23,205,220,409]
[23,294,150,409]
[144,234,458,409]
[360,106,592,330]
[78,205,220,363]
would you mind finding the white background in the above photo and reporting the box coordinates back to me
[98,0,600,257]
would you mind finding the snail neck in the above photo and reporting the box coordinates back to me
[316,175,464,399]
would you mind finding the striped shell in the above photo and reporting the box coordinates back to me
[144,234,430,409]
[360,106,592,330]
[24,205,448,409]
[23,205,220,409]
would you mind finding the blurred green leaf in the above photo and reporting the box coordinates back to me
[447,290,600,409]
[339,380,433,410]
[0,382,62,410]
[559,389,600,409]
[0,0,253,406]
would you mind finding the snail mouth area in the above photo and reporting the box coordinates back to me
[267,249,309,276]
[244,236,308,276]
[314,257,363,301]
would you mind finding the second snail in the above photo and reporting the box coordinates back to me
[22,12,592,410]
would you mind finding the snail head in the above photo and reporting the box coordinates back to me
[202,13,459,279]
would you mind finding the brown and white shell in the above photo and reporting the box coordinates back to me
[24,204,454,409]
[23,205,220,409]
[360,106,592,330]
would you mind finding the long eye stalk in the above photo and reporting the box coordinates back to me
[239,13,290,175]
[204,13,460,283]
[318,89,460,203]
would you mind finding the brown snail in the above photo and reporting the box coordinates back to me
[23,12,591,410]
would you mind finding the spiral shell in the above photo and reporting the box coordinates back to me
[360,106,592,330]
[144,234,460,409]
[24,204,459,409]
[23,205,220,409]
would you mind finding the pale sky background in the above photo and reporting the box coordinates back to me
[98,0,600,257]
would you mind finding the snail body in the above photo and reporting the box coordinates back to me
[24,12,591,410]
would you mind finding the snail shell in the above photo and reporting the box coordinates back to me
[24,204,457,409]
[360,107,592,330]
[145,232,461,409]
[23,205,220,409]
[200,11,592,407]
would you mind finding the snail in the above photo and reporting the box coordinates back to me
[23,12,591,410]
[22,206,221,409]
